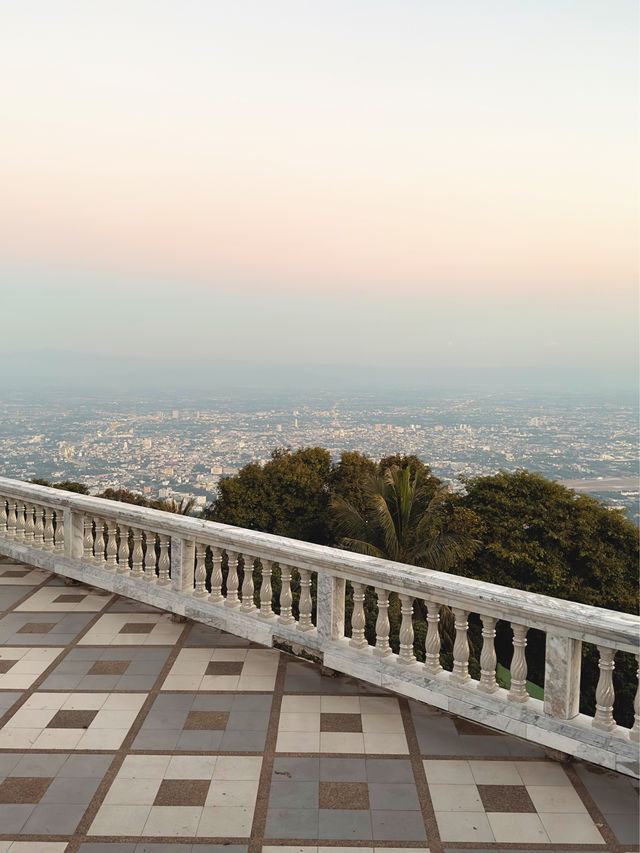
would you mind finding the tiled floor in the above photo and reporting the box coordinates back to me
[0,554,637,853]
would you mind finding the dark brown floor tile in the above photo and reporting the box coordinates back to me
[184,710,230,731]
[88,660,130,675]
[17,623,56,634]
[2,570,30,577]
[319,780,370,810]
[205,660,244,676]
[120,622,154,634]
[47,709,98,729]
[320,713,363,732]
[0,660,17,673]
[154,778,210,806]
[478,784,536,812]
[453,717,501,736]
[0,776,53,804]
[53,594,86,603]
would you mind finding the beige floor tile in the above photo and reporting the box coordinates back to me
[319,695,361,713]
[238,675,277,690]
[162,674,204,690]
[281,695,321,712]
[359,697,400,714]
[363,732,408,754]
[103,693,146,710]
[32,728,85,749]
[90,708,138,728]
[5,708,55,728]
[435,810,494,842]
[23,693,67,710]
[538,811,604,844]
[279,712,321,732]
[197,805,253,837]
[264,847,317,853]
[515,760,572,786]
[0,728,41,748]
[89,804,152,835]
[200,675,240,691]
[76,727,129,749]
[361,713,405,732]
[429,783,483,812]
[211,649,247,661]
[120,754,172,778]
[104,776,162,805]
[213,756,262,780]
[205,779,259,807]
[527,784,589,813]
[487,812,550,844]
[62,693,108,710]
[469,760,522,785]
[320,732,365,753]
[165,755,218,779]
[144,805,203,837]
[277,730,320,752]
[169,659,208,675]
[423,759,474,784]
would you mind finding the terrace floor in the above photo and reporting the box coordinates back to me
[0,555,637,853]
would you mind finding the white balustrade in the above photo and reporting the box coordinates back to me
[0,475,638,777]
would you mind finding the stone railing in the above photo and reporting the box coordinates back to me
[0,476,638,777]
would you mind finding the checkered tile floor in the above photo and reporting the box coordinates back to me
[0,555,637,852]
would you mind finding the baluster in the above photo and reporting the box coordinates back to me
[14,501,25,540]
[508,623,529,703]
[0,496,7,534]
[398,594,416,664]
[424,601,443,674]
[117,524,131,573]
[592,645,616,731]
[478,615,499,693]
[297,568,314,631]
[43,508,55,549]
[157,534,171,586]
[193,542,207,596]
[241,554,256,611]
[33,505,44,546]
[54,510,64,552]
[6,499,17,538]
[93,517,105,563]
[209,547,223,601]
[143,532,157,582]
[130,528,144,578]
[630,655,639,743]
[82,514,93,560]
[373,587,392,656]
[225,551,240,607]
[24,503,35,542]
[451,608,470,683]
[105,520,118,569]
[279,564,295,624]
[259,559,274,618]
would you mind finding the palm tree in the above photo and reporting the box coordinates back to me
[331,465,477,650]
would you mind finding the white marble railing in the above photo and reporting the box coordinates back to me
[0,476,638,776]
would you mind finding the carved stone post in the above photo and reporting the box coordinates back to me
[316,573,345,642]
[157,534,171,586]
[225,551,241,607]
[6,499,17,538]
[259,560,274,618]
[278,564,295,624]
[82,514,93,561]
[15,501,25,541]
[424,601,443,675]
[349,581,367,648]
[451,608,470,684]
[297,568,314,631]
[93,517,105,563]
[630,655,639,743]
[24,503,35,542]
[170,537,195,592]
[478,614,499,693]
[43,508,55,550]
[117,525,131,573]
[241,554,256,612]
[105,520,118,570]
[592,646,616,731]
[54,510,64,552]
[143,533,156,582]
[209,547,223,601]
[130,528,144,579]
[508,623,530,703]
[33,506,44,545]
[374,588,392,657]
[193,542,207,596]
[398,594,416,664]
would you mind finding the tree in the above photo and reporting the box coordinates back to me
[30,478,89,494]
[97,487,149,506]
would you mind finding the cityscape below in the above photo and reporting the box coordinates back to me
[1,390,638,525]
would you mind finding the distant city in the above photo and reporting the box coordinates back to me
[1,391,638,524]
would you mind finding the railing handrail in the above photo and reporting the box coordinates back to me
[1,475,638,651]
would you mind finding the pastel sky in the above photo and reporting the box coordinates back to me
[1,1,637,389]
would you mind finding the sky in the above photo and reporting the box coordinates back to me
[1,1,637,394]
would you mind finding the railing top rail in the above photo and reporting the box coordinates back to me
[1,476,638,651]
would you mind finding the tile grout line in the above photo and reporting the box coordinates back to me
[564,762,626,853]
